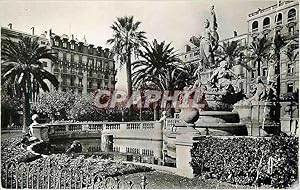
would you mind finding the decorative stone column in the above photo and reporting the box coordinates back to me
[31,124,49,142]
[101,134,113,152]
[175,123,201,178]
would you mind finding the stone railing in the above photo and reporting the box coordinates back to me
[45,121,163,141]
[248,1,293,18]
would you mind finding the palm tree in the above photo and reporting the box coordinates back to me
[132,39,190,91]
[107,16,147,99]
[132,39,190,118]
[247,37,272,76]
[1,36,59,132]
[271,34,287,100]
[215,40,252,71]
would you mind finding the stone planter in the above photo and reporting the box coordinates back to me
[31,125,49,142]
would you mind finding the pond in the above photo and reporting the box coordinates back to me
[47,138,176,167]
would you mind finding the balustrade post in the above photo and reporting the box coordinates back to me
[140,176,147,189]
[175,122,201,178]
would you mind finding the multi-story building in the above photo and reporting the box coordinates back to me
[247,0,299,99]
[48,30,117,94]
[1,25,117,95]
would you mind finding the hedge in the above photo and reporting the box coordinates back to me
[191,134,298,188]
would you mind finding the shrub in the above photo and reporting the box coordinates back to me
[191,134,298,188]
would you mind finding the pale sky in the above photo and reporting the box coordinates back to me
[0,0,276,90]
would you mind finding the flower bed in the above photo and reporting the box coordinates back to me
[1,135,151,178]
[191,134,298,188]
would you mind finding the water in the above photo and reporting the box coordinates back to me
[49,138,176,167]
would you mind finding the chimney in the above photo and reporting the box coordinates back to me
[31,27,34,35]
[185,45,191,53]
[234,31,238,37]
[8,23,12,29]
[71,34,74,40]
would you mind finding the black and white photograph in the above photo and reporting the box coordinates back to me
[0,0,299,189]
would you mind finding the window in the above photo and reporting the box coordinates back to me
[275,13,282,24]
[63,42,67,48]
[251,71,255,78]
[97,80,101,89]
[252,21,258,31]
[70,77,75,86]
[288,9,296,21]
[71,54,74,62]
[70,44,75,50]
[288,26,295,35]
[88,81,93,89]
[263,17,270,28]
[54,40,59,46]
[287,83,294,93]
[262,68,268,76]
[287,63,294,74]
[239,82,244,91]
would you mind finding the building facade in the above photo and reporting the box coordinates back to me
[48,30,116,95]
[247,0,299,100]
[1,26,117,95]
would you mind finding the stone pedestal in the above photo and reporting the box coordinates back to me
[233,100,278,136]
[101,134,113,152]
[175,123,201,178]
[31,125,49,142]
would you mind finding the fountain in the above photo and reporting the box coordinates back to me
[173,5,249,178]
[177,5,247,137]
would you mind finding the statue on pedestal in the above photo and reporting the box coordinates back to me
[190,5,219,72]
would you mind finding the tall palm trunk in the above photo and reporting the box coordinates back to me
[257,59,261,76]
[126,52,133,115]
[167,69,175,117]
[275,54,280,101]
[22,90,30,133]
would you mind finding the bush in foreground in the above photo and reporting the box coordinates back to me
[191,134,298,188]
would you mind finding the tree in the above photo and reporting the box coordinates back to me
[32,90,74,122]
[1,37,59,132]
[107,16,147,99]
[215,40,252,71]
[132,39,191,117]
[132,39,190,91]
[68,94,100,121]
[247,37,272,76]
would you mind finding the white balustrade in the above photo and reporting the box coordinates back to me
[46,121,163,140]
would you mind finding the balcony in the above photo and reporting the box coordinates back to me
[252,28,258,33]
[263,24,270,29]
[288,16,296,23]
